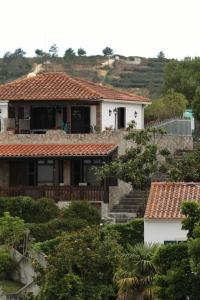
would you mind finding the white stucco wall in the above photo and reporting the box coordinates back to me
[101,100,144,130]
[144,219,188,244]
[0,101,9,118]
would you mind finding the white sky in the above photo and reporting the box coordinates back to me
[1,0,200,59]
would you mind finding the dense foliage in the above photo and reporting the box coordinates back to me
[115,243,157,300]
[0,212,29,249]
[0,249,16,280]
[145,89,188,123]
[0,196,59,223]
[29,201,101,242]
[35,226,122,300]
[169,146,200,182]
[164,57,200,102]
[103,219,144,248]
[96,127,169,189]
[153,243,193,300]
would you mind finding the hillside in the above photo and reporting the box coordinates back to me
[0,55,167,99]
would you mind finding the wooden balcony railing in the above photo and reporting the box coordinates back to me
[0,186,109,203]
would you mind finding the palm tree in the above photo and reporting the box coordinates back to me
[115,243,157,300]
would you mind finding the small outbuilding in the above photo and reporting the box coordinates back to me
[144,182,200,244]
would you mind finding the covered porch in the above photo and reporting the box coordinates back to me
[2,101,100,134]
[0,143,118,202]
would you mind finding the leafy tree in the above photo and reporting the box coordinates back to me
[0,248,16,280]
[12,48,26,58]
[3,51,12,61]
[0,212,29,249]
[36,226,122,300]
[61,201,101,225]
[96,127,170,190]
[49,44,58,57]
[77,47,86,56]
[35,49,46,57]
[180,201,200,298]
[153,243,193,300]
[63,47,76,59]
[103,219,144,248]
[169,146,200,182]
[164,57,200,103]
[102,47,113,57]
[145,89,188,122]
[115,243,157,300]
[181,201,200,238]
[157,51,165,61]
[192,86,200,120]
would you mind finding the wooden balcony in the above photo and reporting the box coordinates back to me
[0,186,109,203]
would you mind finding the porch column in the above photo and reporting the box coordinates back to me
[90,105,96,130]
[96,102,102,132]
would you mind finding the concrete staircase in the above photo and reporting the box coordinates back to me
[107,149,194,224]
[108,190,149,223]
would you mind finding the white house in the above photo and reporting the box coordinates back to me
[0,72,149,134]
[0,71,149,204]
[144,182,200,244]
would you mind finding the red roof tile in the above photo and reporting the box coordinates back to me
[0,72,149,103]
[145,182,200,219]
[0,144,117,157]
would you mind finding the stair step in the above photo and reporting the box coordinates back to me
[115,218,134,224]
[114,201,145,205]
[108,212,136,218]
[111,209,141,213]
[113,203,144,208]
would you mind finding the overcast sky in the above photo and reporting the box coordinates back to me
[1,0,200,59]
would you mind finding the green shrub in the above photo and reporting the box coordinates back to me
[0,249,15,280]
[30,198,59,223]
[61,201,101,225]
[0,197,59,223]
[153,243,193,299]
[28,217,88,242]
[103,219,144,248]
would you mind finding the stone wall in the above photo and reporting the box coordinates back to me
[109,180,132,209]
[0,130,194,155]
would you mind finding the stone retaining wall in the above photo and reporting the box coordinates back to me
[0,130,194,155]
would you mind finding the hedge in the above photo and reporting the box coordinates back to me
[103,219,144,248]
[0,196,59,223]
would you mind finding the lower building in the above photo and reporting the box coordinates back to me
[144,182,200,244]
[0,143,118,203]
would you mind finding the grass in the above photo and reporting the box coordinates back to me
[0,280,24,294]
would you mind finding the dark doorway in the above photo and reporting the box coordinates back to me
[71,159,82,185]
[31,107,56,130]
[71,107,90,133]
[117,107,126,129]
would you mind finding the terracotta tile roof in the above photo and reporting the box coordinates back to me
[145,182,200,219]
[0,143,117,157]
[0,72,149,103]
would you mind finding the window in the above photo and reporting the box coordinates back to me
[117,107,126,129]
[37,160,54,186]
[164,241,177,245]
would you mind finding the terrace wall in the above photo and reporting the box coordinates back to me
[0,130,193,155]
